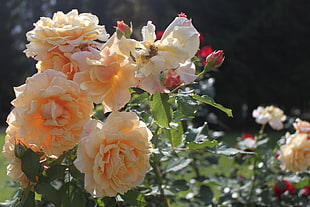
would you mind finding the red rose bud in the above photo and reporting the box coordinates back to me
[273,180,295,200]
[204,50,225,72]
[160,69,183,89]
[116,20,132,39]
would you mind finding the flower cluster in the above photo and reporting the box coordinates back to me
[3,9,203,198]
[278,118,310,173]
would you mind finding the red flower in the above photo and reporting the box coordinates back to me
[156,30,165,41]
[273,180,295,200]
[243,133,256,140]
[196,46,213,65]
[304,185,310,196]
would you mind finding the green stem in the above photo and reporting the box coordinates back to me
[151,126,169,207]
[247,155,258,205]
[258,124,266,138]
[150,157,169,207]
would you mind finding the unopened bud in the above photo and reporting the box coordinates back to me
[160,69,182,89]
[116,21,132,39]
[204,50,225,72]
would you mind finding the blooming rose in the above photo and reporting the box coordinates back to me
[72,44,136,113]
[2,126,30,188]
[74,111,153,197]
[278,132,310,173]
[7,69,93,157]
[122,14,200,93]
[24,9,109,60]
[252,105,286,130]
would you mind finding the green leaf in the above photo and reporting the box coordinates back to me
[192,94,233,117]
[174,95,199,121]
[187,140,218,149]
[162,122,184,148]
[60,182,85,207]
[97,197,116,207]
[199,185,213,204]
[44,164,67,182]
[21,148,40,182]
[185,123,209,143]
[171,179,189,192]
[165,157,192,173]
[121,190,146,207]
[35,183,60,206]
[150,93,173,128]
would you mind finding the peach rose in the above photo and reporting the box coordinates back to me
[2,126,29,188]
[74,111,153,197]
[24,9,109,60]
[8,69,93,157]
[72,46,136,113]
[278,132,310,173]
[36,48,80,80]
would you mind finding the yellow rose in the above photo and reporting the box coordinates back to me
[278,133,310,173]
[74,111,153,197]
[72,47,136,113]
[8,69,93,157]
[24,9,109,60]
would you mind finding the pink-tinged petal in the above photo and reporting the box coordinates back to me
[176,60,197,84]
[136,74,169,94]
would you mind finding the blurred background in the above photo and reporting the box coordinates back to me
[0,0,309,132]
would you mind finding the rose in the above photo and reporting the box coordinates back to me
[252,105,286,130]
[7,69,93,157]
[74,111,152,197]
[24,9,109,60]
[278,132,310,173]
[123,14,200,93]
[72,45,136,113]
